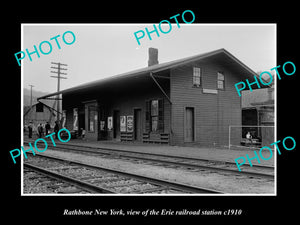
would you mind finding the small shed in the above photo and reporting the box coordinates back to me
[24,101,57,131]
[242,88,274,146]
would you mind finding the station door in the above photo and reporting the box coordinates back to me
[185,107,195,142]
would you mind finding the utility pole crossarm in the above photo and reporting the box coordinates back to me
[51,62,68,66]
[51,71,67,75]
[50,76,67,79]
[51,67,67,70]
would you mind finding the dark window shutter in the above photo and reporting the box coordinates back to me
[158,99,164,132]
[145,100,151,132]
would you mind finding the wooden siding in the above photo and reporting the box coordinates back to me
[105,87,171,140]
[62,81,171,142]
[170,61,242,146]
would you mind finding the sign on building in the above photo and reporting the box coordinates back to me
[107,117,113,131]
[127,115,134,133]
[120,116,126,132]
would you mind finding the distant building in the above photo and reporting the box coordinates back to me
[242,87,275,146]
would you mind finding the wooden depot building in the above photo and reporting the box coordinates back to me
[38,48,259,147]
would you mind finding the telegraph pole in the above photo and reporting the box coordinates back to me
[50,62,67,121]
[29,84,34,107]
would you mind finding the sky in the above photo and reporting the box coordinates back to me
[22,24,276,94]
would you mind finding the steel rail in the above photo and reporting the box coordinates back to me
[35,141,274,170]
[25,153,223,194]
[28,141,274,179]
[24,163,114,194]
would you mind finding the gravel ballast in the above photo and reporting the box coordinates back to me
[23,148,274,194]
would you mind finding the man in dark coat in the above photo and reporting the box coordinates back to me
[38,123,43,138]
[45,121,51,135]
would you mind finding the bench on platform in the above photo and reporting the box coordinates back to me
[120,132,133,142]
[142,133,169,144]
[240,138,261,147]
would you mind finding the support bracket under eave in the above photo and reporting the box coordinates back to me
[149,72,172,104]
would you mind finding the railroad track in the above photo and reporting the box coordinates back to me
[26,141,275,179]
[24,154,223,194]
[24,167,91,194]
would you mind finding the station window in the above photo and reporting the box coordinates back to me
[217,72,225,90]
[193,67,201,87]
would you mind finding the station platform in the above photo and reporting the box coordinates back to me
[27,137,275,167]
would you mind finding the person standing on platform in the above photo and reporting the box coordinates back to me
[45,121,51,135]
[38,123,43,138]
[28,122,33,138]
[246,131,253,145]
[80,128,86,140]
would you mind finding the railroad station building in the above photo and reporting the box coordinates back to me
[38,48,260,147]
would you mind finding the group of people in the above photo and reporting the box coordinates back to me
[27,121,60,139]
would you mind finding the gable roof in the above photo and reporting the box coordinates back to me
[38,48,258,100]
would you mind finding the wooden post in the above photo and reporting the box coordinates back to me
[50,62,67,121]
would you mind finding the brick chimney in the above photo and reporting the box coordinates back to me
[148,47,159,67]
